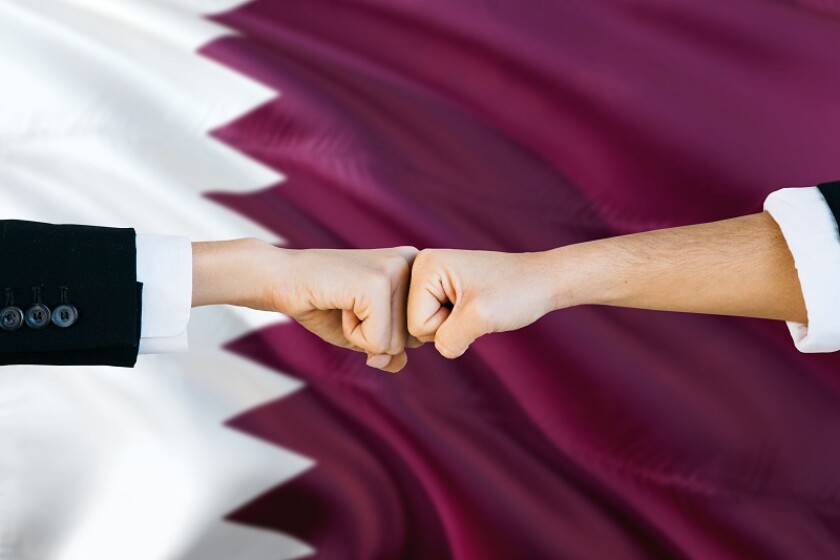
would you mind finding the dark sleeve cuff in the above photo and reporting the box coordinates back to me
[0,220,142,367]
[817,180,840,230]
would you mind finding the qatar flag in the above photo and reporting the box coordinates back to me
[2,1,840,559]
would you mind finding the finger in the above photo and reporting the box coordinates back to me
[383,351,408,373]
[421,305,450,344]
[365,351,408,372]
[434,304,487,359]
[342,308,363,348]
[342,289,392,355]
[297,310,366,353]
[366,353,392,369]
[388,266,410,355]
[407,277,451,342]
[313,328,367,355]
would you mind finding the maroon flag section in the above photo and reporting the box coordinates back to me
[201,1,840,558]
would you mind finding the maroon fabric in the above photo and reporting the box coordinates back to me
[200,1,840,558]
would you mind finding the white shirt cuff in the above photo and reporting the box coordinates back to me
[764,187,840,353]
[135,234,192,354]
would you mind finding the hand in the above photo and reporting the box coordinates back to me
[407,249,559,359]
[264,246,421,373]
[192,239,420,373]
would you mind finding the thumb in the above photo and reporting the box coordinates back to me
[434,304,487,359]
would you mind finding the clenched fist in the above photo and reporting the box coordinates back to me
[407,249,560,359]
[269,247,422,372]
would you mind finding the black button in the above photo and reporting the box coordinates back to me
[52,304,78,328]
[25,304,51,329]
[0,306,23,331]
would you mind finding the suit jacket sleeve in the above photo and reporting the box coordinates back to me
[0,220,142,367]
[764,180,840,353]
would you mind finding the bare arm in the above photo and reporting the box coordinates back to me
[191,238,419,372]
[408,212,806,358]
[552,211,806,323]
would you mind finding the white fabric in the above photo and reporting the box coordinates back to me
[136,234,193,354]
[764,186,840,352]
[0,2,313,560]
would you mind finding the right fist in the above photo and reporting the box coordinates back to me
[407,249,559,359]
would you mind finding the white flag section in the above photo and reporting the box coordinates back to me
[0,1,313,559]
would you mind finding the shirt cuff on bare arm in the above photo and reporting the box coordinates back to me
[764,185,840,353]
[135,234,192,354]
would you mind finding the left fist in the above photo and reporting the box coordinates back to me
[407,249,559,359]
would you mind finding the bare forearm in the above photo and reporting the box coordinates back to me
[190,239,418,372]
[544,211,807,323]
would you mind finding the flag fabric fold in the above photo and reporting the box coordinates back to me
[205,1,840,558]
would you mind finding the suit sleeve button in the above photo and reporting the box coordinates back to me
[25,303,51,329]
[0,307,23,331]
[52,304,78,328]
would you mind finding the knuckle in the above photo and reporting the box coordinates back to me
[394,245,419,260]
[412,249,437,270]
[378,256,410,285]
[407,322,424,338]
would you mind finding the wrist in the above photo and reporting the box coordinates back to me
[191,237,274,310]
[539,241,626,310]
[262,247,307,316]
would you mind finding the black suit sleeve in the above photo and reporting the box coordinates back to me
[0,220,142,367]
[817,181,840,232]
